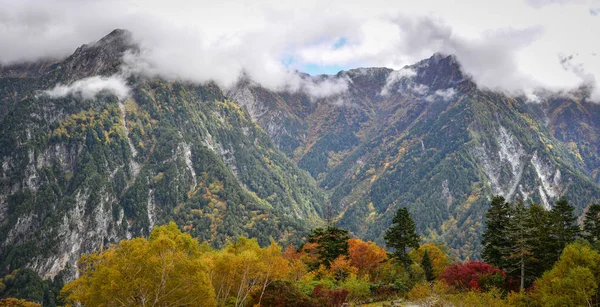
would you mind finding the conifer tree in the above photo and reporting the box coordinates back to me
[421,250,435,282]
[527,203,553,282]
[384,207,420,266]
[308,226,350,268]
[548,197,580,262]
[482,196,511,269]
[583,204,600,245]
[504,201,535,291]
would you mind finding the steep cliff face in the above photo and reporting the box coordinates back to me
[229,54,600,258]
[0,30,324,279]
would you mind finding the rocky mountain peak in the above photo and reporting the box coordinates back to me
[408,53,468,90]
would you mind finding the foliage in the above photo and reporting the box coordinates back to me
[421,250,435,282]
[61,222,216,306]
[248,280,316,307]
[347,238,388,280]
[583,203,600,244]
[440,261,507,291]
[547,197,581,262]
[384,207,420,266]
[532,241,600,307]
[409,243,451,280]
[1,269,62,307]
[307,226,350,268]
[312,285,349,307]
[338,274,371,300]
[0,298,41,307]
[482,196,511,269]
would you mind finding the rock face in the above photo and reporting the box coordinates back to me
[0,30,324,280]
[228,54,600,259]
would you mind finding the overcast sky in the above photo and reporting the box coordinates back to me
[1,0,599,100]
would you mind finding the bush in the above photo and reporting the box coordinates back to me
[440,261,507,291]
[312,285,349,307]
[248,281,316,307]
[339,274,371,300]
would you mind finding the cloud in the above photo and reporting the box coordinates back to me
[1,0,599,102]
[380,68,417,96]
[591,8,600,15]
[42,75,130,100]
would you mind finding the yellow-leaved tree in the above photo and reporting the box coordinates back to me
[532,241,600,307]
[61,222,215,306]
[409,243,451,280]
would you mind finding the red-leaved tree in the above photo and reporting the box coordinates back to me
[440,261,507,291]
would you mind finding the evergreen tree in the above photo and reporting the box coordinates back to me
[548,197,580,262]
[583,204,600,245]
[482,196,511,269]
[421,250,435,282]
[504,201,535,291]
[527,203,553,283]
[384,207,420,266]
[308,226,351,268]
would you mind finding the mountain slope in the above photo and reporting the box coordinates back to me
[229,54,600,258]
[0,30,324,279]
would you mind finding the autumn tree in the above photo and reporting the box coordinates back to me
[482,196,511,269]
[409,243,451,280]
[440,261,507,291]
[583,204,600,245]
[384,207,420,266]
[347,238,387,280]
[61,222,216,306]
[532,241,600,307]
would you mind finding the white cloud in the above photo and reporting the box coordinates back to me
[1,0,600,101]
[380,68,417,96]
[43,75,130,100]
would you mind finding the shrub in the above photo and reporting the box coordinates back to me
[440,261,507,291]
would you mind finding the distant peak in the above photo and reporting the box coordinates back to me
[94,29,134,48]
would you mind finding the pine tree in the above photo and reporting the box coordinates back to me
[583,204,600,245]
[503,201,535,291]
[308,226,351,268]
[482,196,511,269]
[527,203,553,283]
[548,197,580,262]
[384,207,420,266]
[421,250,434,282]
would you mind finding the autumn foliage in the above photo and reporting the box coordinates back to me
[440,261,507,291]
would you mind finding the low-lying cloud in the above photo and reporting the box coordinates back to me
[42,75,130,100]
[1,0,599,102]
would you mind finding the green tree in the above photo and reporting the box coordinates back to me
[384,207,420,266]
[583,204,600,245]
[548,197,580,262]
[421,250,434,282]
[308,226,350,268]
[504,202,535,291]
[527,203,553,282]
[482,196,511,269]
[532,241,600,307]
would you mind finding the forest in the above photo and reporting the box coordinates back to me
[1,196,599,307]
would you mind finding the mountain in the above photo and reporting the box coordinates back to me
[0,29,324,279]
[229,54,600,259]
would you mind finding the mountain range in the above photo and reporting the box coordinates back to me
[1,29,599,280]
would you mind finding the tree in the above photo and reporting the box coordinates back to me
[409,243,452,280]
[307,226,350,268]
[440,261,507,291]
[347,238,387,280]
[583,204,600,245]
[527,203,553,282]
[548,197,580,262]
[421,250,434,282]
[482,196,511,269]
[503,201,534,291]
[61,222,216,307]
[532,241,600,307]
[384,207,420,266]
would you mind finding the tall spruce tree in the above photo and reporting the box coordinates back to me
[384,207,420,266]
[583,204,600,245]
[548,197,580,262]
[527,203,553,283]
[308,226,350,268]
[421,250,435,282]
[482,196,511,269]
[504,201,535,291]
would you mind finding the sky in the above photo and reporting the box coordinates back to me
[1,0,599,100]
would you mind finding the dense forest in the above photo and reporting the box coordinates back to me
[1,197,599,306]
